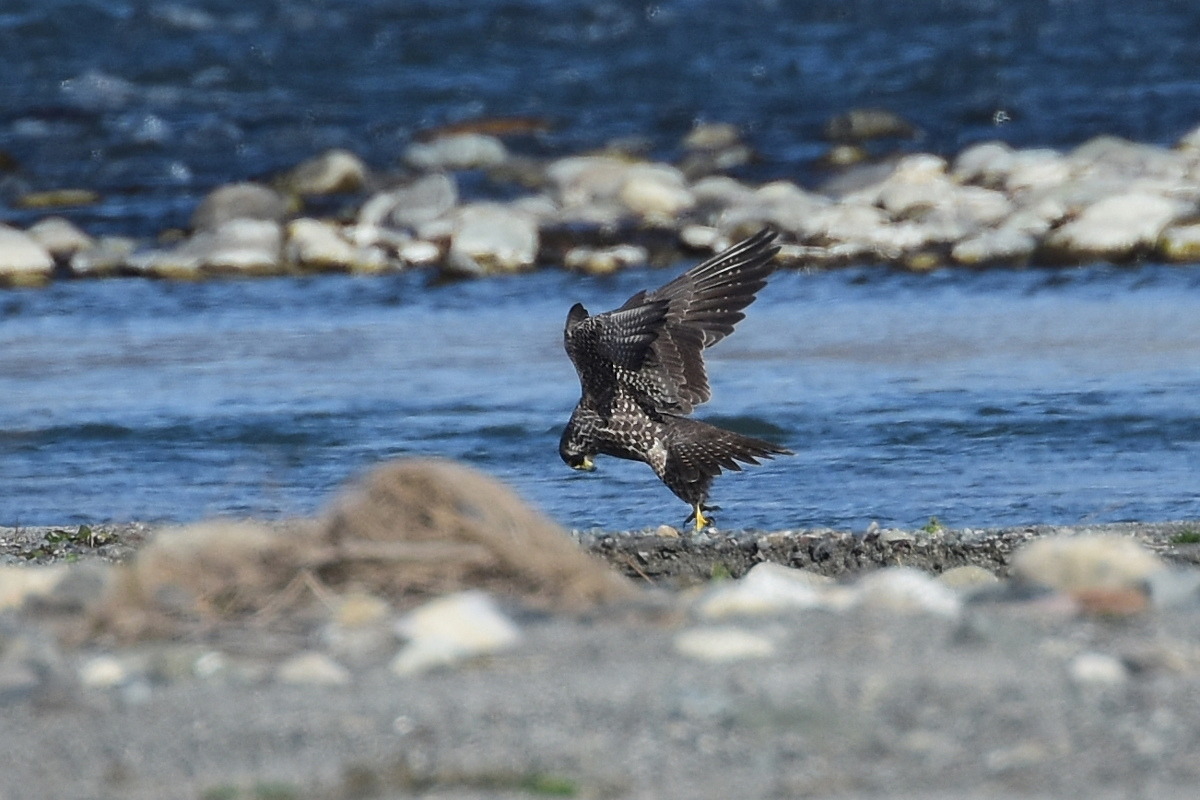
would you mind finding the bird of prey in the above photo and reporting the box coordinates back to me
[559,227,791,530]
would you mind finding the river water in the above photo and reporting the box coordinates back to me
[3,1,1200,530]
[3,264,1199,531]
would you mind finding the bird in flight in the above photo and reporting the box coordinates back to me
[559,228,791,530]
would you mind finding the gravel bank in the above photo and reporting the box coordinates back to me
[2,520,1200,799]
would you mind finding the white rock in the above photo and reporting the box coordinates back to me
[695,562,829,620]
[79,654,130,689]
[853,567,961,617]
[691,175,756,209]
[284,148,368,195]
[130,219,284,277]
[404,133,508,171]
[546,155,631,208]
[952,140,1016,184]
[618,163,694,219]
[359,173,457,231]
[0,225,54,284]
[71,236,137,276]
[25,216,94,259]
[679,225,727,252]
[1044,192,1188,260]
[449,203,538,273]
[287,218,385,272]
[398,239,441,266]
[391,590,521,676]
[721,182,831,238]
[1157,222,1200,261]
[0,565,70,610]
[563,244,648,275]
[191,182,289,231]
[936,565,1000,591]
[277,651,351,686]
[674,626,775,662]
[1011,534,1165,592]
[951,226,1038,265]
[1003,148,1073,193]
[1068,651,1128,687]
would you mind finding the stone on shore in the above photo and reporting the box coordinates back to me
[1041,192,1190,262]
[1157,222,1200,262]
[674,626,776,662]
[25,217,95,261]
[391,590,521,675]
[447,203,538,274]
[695,562,829,620]
[358,173,458,232]
[279,148,369,196]
[128,219,284,278]
[70,236,137,277]
[0,225,55,286]
[1011,534,1166,593]
[404,133,508,172]
[191,182,290,232]
[286,218,388,273]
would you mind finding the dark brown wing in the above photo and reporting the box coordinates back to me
[629,227,779,413]
[563,298,669,408]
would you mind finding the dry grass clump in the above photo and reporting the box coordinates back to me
[90,458,634,640]
[317,458,635,608]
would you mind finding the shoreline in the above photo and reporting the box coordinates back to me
[6,518,1199,578]
[7,121,1200,287]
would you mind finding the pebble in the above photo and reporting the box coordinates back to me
[1011,534,1165,592]
[853,567,961,617]
[695,562,828,620]
[276,651,351,686]
[71,236,137,276]
[404,133,508,171]
[1068,651,1128,687]
[281,148,368,195]
[286,218,387,273]
[25,216,94,260]
[79,654,130,689]
[674,626,776,662]
[448,203,538,273]
[130,219,284,278]
[0,225,54,286]
[617,163,694,220]
[1041,191,1188,262]
[1156,222,1200,261]
[359,173,457,231]
[191,182,290,231]
[0,565,70,611]
[936,565,1000,591]
[391,590,521,676]
[563,244,648,275]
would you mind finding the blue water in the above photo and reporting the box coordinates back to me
[4,2,1200,530]
[4,1,1200,234]
[3,265,1200,531]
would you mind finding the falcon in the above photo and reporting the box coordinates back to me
[559,227,791,530]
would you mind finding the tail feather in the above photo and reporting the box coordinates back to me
[664,416,791,486]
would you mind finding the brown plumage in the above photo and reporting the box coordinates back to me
[559,228,791,530]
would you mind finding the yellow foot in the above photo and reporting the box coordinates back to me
[692,504,710,531]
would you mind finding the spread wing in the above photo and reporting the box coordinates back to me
[563,227,779,414]
[626,228,779,413]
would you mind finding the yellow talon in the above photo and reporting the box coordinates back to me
[693,505,710,531]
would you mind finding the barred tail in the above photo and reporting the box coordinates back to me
[659,415,791,505]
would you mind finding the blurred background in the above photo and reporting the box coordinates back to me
[2,0,1200,531]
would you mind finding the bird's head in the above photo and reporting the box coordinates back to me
[559,418,596,471]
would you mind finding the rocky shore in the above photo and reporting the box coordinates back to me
[8,113,1200,287]
[3,459,1200,798]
